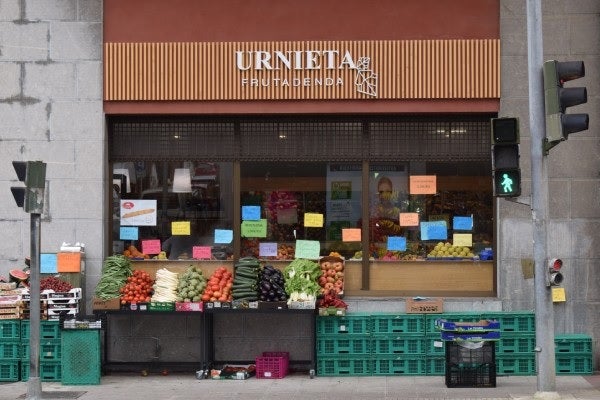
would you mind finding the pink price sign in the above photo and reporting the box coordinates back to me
[141,239,161,255]
[193,246,212,260]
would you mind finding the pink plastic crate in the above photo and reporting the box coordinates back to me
[255,351,289,379]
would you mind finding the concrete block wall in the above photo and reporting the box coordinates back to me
[0,0,104,313]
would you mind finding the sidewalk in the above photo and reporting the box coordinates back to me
[1,373,599,400]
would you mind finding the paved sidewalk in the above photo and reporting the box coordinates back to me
[1,373,599,400]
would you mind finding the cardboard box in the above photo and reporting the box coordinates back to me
[406,297,443,314]
[92,297,121,310]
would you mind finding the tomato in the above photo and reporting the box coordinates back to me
[213,291,222,298]
[201,294,210,302]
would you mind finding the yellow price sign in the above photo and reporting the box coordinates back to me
[304,213,324,227]
[551,287,566,302]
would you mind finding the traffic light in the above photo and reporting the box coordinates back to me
[491,117,521,197]
[547,258,564,286]
[543,60,589,153]
[11,161,47,214]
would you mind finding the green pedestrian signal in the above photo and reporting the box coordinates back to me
[491,117,521,198]
[494,169,521,197]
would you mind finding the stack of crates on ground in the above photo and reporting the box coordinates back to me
[554,334,593,375]
[21,320,62,382]
[436,317,500,388]
[60,326,101,385]
[0,320,21,382]
[316,313,372,376]
[22,288,81,320]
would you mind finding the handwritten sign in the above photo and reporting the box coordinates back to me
[552,287,566,302]
[193,246,212,260]
[294,240,320,259]
[409,175,437,195]
[399,212,419,227]
[420,221,447,241]
[259,242,278,257]
[304,213,324,227]
[57,252,81,272]
[171,221,190,235]
[241,219,267,238]
[215,229,233,244]
[387,236,407,251]
[241,205,261,221]
[41,253,58,274]
[453,216,474,231]
[141,239,161,255]
[342,228,361,242]
[120,226,139,240]
[453,233,473,247]
[277,207,298,224]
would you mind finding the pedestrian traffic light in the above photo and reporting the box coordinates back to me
[543,60,589,153]
[491,117,521,197]
[11,161,47,214]
[547,258,563,286]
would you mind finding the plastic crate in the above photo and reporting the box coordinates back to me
[0,341,20,360]
[371,335,425,355]
[255,352,289,379]
[479,311,535,333]
[0,320,21,340]
[316,314,371,335]
[554,334,592,354]
[425,313,482,334]
[436,319,500,332]
[424,337,446,356]
[21,339,62,361]
[0,361,19,382]
[61,330,101,385]
[371,355,426,375]
[21,320,61,339]
[316,335,371,355]
[21,361,62,382]
[497,334,536,354]
[446,341,495,364]
[445,363,496,388]
[316,356,371,376]
[371,314,424,335]
[425,356,446,376]
[556,354,593,375]
[495,355,536,376]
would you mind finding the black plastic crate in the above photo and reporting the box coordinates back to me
[445,362,496,388]
[445,341,495,364]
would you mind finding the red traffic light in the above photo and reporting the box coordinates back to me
[547,258,563,286]
[549,258,563,271]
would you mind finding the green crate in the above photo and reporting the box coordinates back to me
[371,314,424,335]
[371,355,426,375]
[21,339,62,361]
[495,355,536,376]
[0,361,19,382]
[479,311,535,333]
[425,356,446,376]
[316,314,371,335]
[316,335,371,355]
[317,356,371,376]
[21,361,62,382]
[61,330,101,385]
[371,335,425,355]
[0,340,20,360]
[497,334,536,354]
[425,312,482,334]
[556,354,593,375]
[424,336,446,356]
[555,334,592,354]
[21,320,61,339]
[0,320,21,340]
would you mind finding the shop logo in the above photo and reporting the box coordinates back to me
[235,50,378,98]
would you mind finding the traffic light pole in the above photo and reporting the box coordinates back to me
[527,0,558,396]
[27,213,42,399]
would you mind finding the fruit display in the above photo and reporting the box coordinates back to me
[176,265,207,302]
[317,254,344,296]
[201,266,233,302]
[427,241,475,259]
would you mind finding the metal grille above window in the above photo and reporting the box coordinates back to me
[109,117,235,161]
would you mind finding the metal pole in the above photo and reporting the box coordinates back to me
[27,213,42,399]
[526,0,558,395]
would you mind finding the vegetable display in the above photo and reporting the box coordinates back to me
[257,265,287,302]
[317,289,348,309]
[94,255,133,300]
[40,276,73,292]
[176,265,207,302]
[119,269,154,304]
[317,254,344,296]
[283,258,321,304]
[151,268,179,302]
[201,266,233,302]
[231,258,260,301]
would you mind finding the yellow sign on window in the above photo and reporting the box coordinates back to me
[304,213,324,227]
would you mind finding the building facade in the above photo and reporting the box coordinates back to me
[0,0,598,368]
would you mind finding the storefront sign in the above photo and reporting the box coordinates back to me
[193,246,212,260]
[295,239,320,259]
[409,175,437,195]
[304,213,324,228]
[259,242,278,257]
[453,233,473,247]
[399,212,419,227]
[342,228,361,242]
[241,219,268,238]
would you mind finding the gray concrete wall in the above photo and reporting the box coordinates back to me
[498,0,600,367]
[0,0,104,312]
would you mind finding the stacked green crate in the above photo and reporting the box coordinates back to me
[555,334,593,375]
[370,313,426,375]
[316,313,372,376]
[0,320,21,382]
[21,320,62,382]
[480,311,536,376]
[424,312,483,376]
